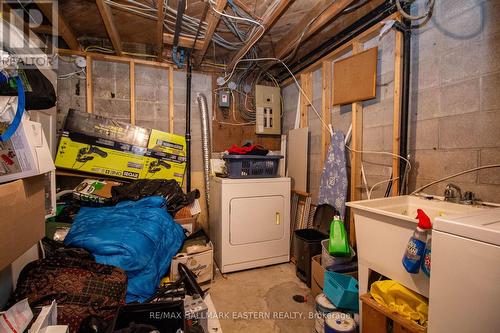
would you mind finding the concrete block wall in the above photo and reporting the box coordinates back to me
[407,0,500,202]
[56,60,213,227]
[283,0,500,203]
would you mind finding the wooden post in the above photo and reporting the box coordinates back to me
[300,72,312,128]
[349,41,364,248]
[130,61,135,125]
[321,61,332,163]
[86,56,93,113]
[169,66,174,133]
[392,30,403,196]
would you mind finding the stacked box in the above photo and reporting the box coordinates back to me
[55,110,186,183]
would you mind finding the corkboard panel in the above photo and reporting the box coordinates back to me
[333,47,378,105]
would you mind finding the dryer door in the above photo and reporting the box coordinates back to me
[229,195,284,245]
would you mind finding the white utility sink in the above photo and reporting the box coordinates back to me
[346,195,485,298]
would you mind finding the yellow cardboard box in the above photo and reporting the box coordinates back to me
[55,134,185,183]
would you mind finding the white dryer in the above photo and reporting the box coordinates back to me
[209,177,291,273]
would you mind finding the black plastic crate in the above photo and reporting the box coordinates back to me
[223,155,283,179]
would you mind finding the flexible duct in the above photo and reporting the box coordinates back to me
[197,93,211,215]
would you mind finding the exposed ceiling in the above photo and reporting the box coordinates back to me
[2,0,394,77]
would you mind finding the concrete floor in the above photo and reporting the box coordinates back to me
[209,263,316,333]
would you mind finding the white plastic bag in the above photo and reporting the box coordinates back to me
[0,298,33,333]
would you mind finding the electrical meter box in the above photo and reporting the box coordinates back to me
[255,85,281,135]
[219,90,231,108]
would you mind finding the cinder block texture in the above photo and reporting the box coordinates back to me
[280,0,500,203]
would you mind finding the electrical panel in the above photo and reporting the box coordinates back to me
[255,85,281,135]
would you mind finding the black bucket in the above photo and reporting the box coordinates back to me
[294,228,327,287]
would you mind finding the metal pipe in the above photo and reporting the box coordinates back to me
[398,20,411,194]
[186,55,192,192]
[197,93,211,215]
[172,0,186,47]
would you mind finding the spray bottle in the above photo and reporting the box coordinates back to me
[421,233,432,277]
[402,209,432,274]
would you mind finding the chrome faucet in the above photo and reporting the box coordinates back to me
[444,183,462,203]
[444,184,478,205]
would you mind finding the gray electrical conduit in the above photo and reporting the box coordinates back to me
[197,93,212,222]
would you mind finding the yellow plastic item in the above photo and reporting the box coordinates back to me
[160,277,171,287]
[370,280,428,326]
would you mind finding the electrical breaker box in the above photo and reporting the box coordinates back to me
[255,85,281,135]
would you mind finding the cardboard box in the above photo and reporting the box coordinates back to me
[63,110,186,163]
[0,175,45,271]
[55,134,186,183]
[0,119,55,184]
[311,254,358,298]
[73,178,122,205]
[170,242,213,284]
[174,206,199,235]
[55,111,187,183]
[174,217,197,235]
[311,255,324,298]
[64,109,151,147]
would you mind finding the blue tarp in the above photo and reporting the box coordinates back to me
[64,196,185,303]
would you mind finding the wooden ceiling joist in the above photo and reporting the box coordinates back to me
[274,0,355,60]
[33,0,80,50]
[95,0,123,55]
[156,0,165,61]
[163,33,204,50]
[226,0,292,70]
[31,24,60,36]
[194,0,227,66]
[232,0,261,20]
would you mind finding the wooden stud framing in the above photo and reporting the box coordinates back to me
[226,0,292,70]
[156,0,164,61]
[65,49,174,120]
[299,72,312,128]
[96,0,123,55]
[195,0,227,65]
[33,0,80,50]
[349,41,364,248]
[169,66,175,133]
[130,61,136,125]
[321,61,332,164]
[274,0,355,60]
[163,33,204,50]
[57,48,172,69]
[86,56,93,113]
[392,30,403,196]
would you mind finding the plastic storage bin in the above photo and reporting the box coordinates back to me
[321,239,356,269]
[223,155,282,179]
[324,271,359,312]
[293,229,327,287]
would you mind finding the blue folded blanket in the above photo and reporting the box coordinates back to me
[65,196,185,303]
